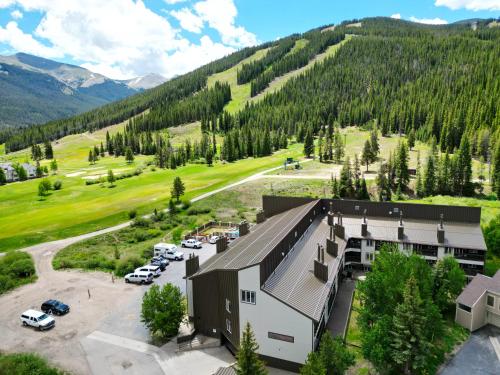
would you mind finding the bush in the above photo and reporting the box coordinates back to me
[141,247,154,259]
[160,223,172,231]
[186,207,211,216]
[172,227,183,244]
[132,217,152,228]
[128,209,137,219]
[181,199,191,209]
[0,352,67,375]
[115,255,143,277]
[134,230,149,242]
[0,251,36,295]
[53,180,63,190]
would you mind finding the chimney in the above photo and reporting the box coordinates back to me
[326,226,338,257]
[185,253,200,277]
[398,211,404,240]
[437,214,445,243]
[361,209,368,237]
[327,202,334,226]
[238,220,249,236]
[256,209,266,224]
[216,236,228,253]
[314,243,328,282]
[334,211,345,239]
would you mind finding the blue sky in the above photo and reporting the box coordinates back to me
[0,0,498,79]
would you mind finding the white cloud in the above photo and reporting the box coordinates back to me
[390,13,402,19]
[435,0,500,11]
[409,16,449,25]
[171,7,204,33]
[193,0,258,47]
[10,9,22,19]
[164,0,187,4]
[0,0,15,7]
[0,21,62,58]
[0,0,254,79]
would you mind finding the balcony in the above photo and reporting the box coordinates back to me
[454,250,485,262]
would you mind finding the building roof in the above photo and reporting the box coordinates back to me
[213,366,236,375]
[263,216,346,321]
[192,200,319,276]
[341,215,487,250]
[457,271,500,307]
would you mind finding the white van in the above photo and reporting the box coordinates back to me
[135,265,161,277]
[20,309,55,330]
[153,243,177,257]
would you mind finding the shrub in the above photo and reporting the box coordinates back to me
[134,230,149,242]
[141,247,154,259]
[132,217,151,228]
[128,209,137,219]
[186,207,211,216]
[53,180,63,190]
[160,223,172,231]
[115,256,143,277]
[181,199,191,209]
[8,259,36,278]
[0,352,67,375]
[172,227,183,244]
[0,251,36,294]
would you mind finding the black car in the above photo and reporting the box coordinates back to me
[41,300,70,315]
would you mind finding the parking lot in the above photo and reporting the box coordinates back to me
[0,242,231,374]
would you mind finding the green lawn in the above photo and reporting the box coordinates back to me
[0,138,303,251]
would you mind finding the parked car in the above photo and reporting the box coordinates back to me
[181,239,202,249]
[153,243,178,257]
[164,248,184,261]
[209,235,220,244]
[150,257,169,270]
[135,265,161,278]
[124,271,154,284]
[41,299,70,315]
[20,309,55,330]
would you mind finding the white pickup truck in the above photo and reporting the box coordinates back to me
[181,238,202,249]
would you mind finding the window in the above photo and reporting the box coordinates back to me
[458,303,471,313]
[445,247,453,254]
[226,318,232,333]
[366,239,374,247]
[487,295,495,307]
[403,243,412,251]
[268,332,294,343]
[225,298,231,313]
[365,253,374,261]
[241,290,256,304]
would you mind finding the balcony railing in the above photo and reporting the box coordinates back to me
[454,252,485,262]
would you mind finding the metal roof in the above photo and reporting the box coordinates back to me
[342,215,487,250]
[213,366,236,375]
[457,271,500,307]
[263,216,346,322]
[192,201,319,276]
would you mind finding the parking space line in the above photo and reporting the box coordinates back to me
[490,336,500,362]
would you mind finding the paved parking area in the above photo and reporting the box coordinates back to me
[439,325,500,375]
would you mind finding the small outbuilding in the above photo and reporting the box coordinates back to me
[455,270,500,331]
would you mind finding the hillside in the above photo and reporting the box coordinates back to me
[0,53,166,130]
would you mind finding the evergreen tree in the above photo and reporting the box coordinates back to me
[107,169,115,186]
[0,168,6,185]
[319,333,355,375]
[125,147,134,163]
[168,199,177,217]
[407,128,416,150]
[395,141,410,190]
[44,141,53,159]
[171,176,185,202]
[457,137,474,196]
[300,352,325,375]
[339,157,353,198]
[358,178,370,200]
[377,163,391,201]
[424,154,436,196]
[333,129,345,163]
[493,142,500,197]
[206,147,214,166]
[370,126,379,159]
[390,276,430,375]
[331,175,340,199]
[317,129,324,162]
[88,149,95,165]
[236,322,268,375]
[415,151,424,198]
[303,127,314,158]
[361,139,372,171]
[100,142,105,157]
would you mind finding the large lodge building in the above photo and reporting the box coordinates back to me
[185,196,487,371]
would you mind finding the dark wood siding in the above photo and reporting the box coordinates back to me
[260,200,322,284]
[263,195,316,218]
[192,270,240,348]
[323,198,481,223]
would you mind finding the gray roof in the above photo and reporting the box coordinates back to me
[192,201,319,276]
[342,215,486,250]
[457,271,500,307]
[213,366,236,375]
[263,216,346,321]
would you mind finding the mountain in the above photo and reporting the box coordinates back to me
[0,53,166,129]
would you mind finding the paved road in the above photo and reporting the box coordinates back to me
[439,325,500,375]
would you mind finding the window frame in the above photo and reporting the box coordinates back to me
[225,298,231,313]
[241,290,256,305]
[487,295,495,307]
[226,318,232,333]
